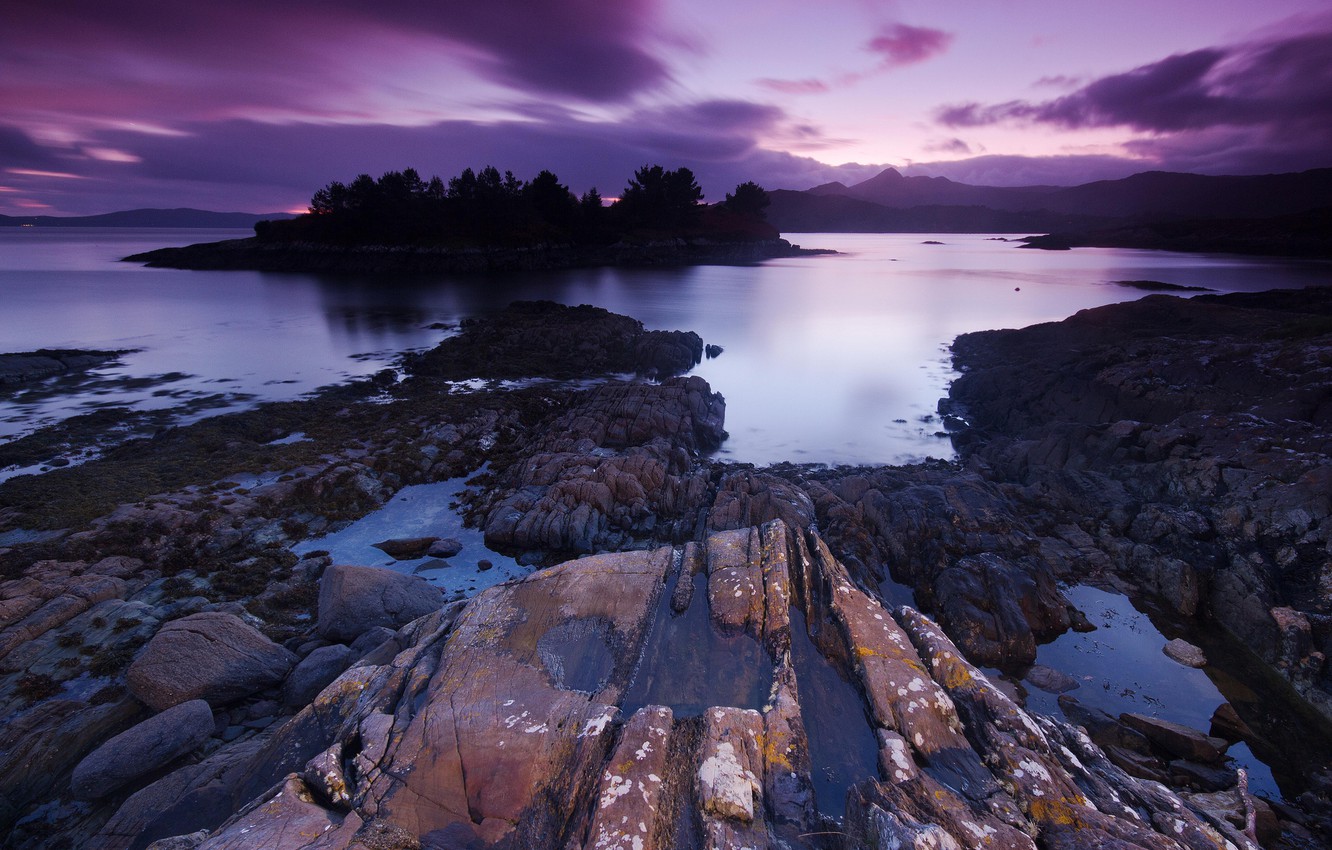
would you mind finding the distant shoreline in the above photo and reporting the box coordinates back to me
[123,235,834,273]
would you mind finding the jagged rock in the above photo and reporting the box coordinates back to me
[315,564,444,643]
[1164,637,1208,668]
[1209,703,1254,743]
[281,644,353,709]
[480,377,724,553]
[585,706,673,850]
[127,612,297,710]
[70,699,214,800]
[933,552,1071,669]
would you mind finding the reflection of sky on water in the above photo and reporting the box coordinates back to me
[1022,586,1280,798]
[3,229,1329,464]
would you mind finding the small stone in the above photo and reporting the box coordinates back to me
[1163,638,1207,668]
[372,536,439,560]
[477,559,493,572]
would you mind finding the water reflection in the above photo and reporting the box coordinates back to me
[3,229,1329,465]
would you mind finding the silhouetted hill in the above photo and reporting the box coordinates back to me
[0,208,294,228]
[1019,208,1332,258]
[766,190,1109,233]
[769,167,1332,240]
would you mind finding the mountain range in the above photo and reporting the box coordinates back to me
[0,208,294,228]
[767,167,1332,235]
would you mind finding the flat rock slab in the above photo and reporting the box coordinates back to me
[316,563,445,642]
[1120,711,1229,764]
[127,612,297,710]
[70,699,214,800]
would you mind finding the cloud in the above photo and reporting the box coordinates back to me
[935,23,1332,174]
[923,138,972,155]
[865,24,953,67]
[902,154,1145,187]
[757,78,831,95]
[0,97,884,214]
[0,0,673,132]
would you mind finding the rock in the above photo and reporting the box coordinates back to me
[1209,702,1255,743]
[477,559,492,572]
[282,644,353,709]
[933,552,1071,669]
[1120,712,1230,765]
[1024,664,1080,694]
[315,564,445,643]
[585,706,673,850]
[348,627,397,660]
[70,699,214,799]
[127,612,297,710]
[1169,758,1238,792]
[1163,637,1207,668]
[370,537,438,560]
[426,538,463,558]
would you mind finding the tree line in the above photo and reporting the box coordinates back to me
[255,165,771,247]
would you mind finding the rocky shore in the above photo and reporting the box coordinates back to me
[0,349,126,387]
[0,292,1330,849]
[123,236,829,273]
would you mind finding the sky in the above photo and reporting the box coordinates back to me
[2,0,1331,215]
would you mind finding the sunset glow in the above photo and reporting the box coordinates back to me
[1,0,1329,215]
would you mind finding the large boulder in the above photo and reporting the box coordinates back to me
[316,564,445,643]
[281,643,353,709]
[70,699,214,800]
[127,612,297,710]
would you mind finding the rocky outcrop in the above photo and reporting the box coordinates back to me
[122,522,1257,850]
[0,349,124,386]
[127,612,297,710]
[477,376,725,554]
[941,288,1332,718]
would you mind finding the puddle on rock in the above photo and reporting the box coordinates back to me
[1022,584,1332,800]
[292,469,525,600]
[621,571,774,718]
[537,618,616,694]
[788,607,881,819]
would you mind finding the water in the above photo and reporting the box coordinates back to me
[290,476,526,598]
[3,229,1328,469]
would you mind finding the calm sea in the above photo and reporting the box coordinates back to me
[2,228,1328,469]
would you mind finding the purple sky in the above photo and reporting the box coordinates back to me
[2,0,1330,215]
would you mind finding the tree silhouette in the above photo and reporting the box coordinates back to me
[723,181,770,220]
[618,165,703,229]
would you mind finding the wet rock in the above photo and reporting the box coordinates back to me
[127,612,297,710]
[426,537,463,558]
[933,552,1071,669]
[370,537,437,560]
[1164,637,1208,668]
[1209,703,1255,743]
[1121,712,1230,765]
[281,644,353,709]
[1169,758,1238,792]
[315,564,444,643]
[70,699,214,800]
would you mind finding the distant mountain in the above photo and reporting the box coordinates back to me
[769,167,1332,235]
[0,208,295,228]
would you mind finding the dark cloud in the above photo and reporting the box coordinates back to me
[11,99,879,214]
[0,0,671,117]
[936,25,1332,174]
[923,137,972,155]
[0,126,57,169]
[865,24,953,67]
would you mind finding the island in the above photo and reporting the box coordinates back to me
[124,166,831,273]
[2,291,1331,849]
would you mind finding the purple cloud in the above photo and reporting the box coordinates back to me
[866,24,953,67]
[936,24,1332,174]
[757,78,831,95]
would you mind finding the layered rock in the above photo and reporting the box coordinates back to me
[127,522,1255,850]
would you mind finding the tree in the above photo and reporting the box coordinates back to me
[618,164,703,228]
[525,170,577,228]
[723,181,769,220]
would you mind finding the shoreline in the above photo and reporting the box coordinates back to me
[1,293,1330,848]
[124,235,835,273]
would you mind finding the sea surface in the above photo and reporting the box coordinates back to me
[3,227,1328,468]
